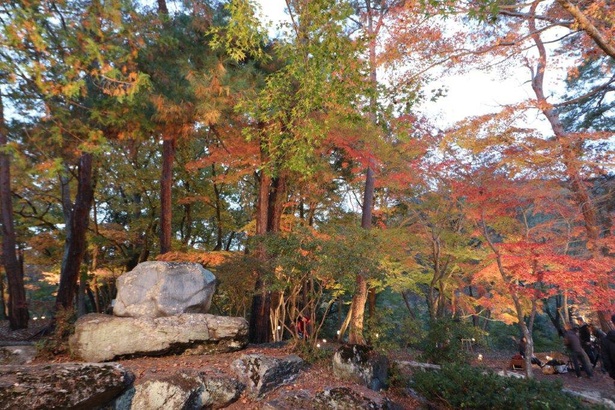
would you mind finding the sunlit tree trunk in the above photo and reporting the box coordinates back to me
[0,94,28,329]
[349,0,381,344]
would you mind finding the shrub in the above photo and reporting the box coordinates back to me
[419,318,483,364]
[294,339,333,364]
[411,364,593,409]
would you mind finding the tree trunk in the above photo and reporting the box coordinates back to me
[249,170,273,343]
[212,164,224,251]
[0,95,29,330]
[527,5,610,325]
[160,138,175,254]
[55,152,95,311]
[351,0,381,341]
[348,164,375,344]
[0,272,7,319]
[248,167,287,343]
[349,273,368,344]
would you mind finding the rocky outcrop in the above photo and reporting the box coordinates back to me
[231,354,304,398]
[111,371,244,410]
[69,313,248,362]
[113,261,216,318]
[332,344,389,391]
[0,362,134,410]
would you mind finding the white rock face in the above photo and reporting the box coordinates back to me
[113,261,216,318]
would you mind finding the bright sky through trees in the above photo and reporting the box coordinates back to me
[254,0,549,131]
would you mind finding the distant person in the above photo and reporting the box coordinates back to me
[601,314,615,385]
[577,317,597,367]
[296,316,309,339]
[564,323,593,378]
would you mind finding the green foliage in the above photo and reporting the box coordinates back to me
[411,364,591,409]
[365,291,424,351]
[294,339,333,365]
[419,318,483,364]
[209,0,269,63]
[486,317,561,353]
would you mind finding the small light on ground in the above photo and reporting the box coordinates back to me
[316,343,321,348]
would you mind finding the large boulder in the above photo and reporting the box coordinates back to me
[0,362,133,410]
[114,371,244,410]
[332,344,389,391]
[69,313,248,362]
[231,354,304,398]
[113,261,216,318]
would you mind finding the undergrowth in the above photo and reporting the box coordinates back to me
[411,363,600,409]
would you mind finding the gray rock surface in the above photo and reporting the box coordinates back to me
[231,354,304,398]
[0,345,37,365]
[262,387,401,410]
[113,261,216,318]
[0,362,134,410]
[332,344,389,391]
[121,371,244,410]
[69,313,248,362]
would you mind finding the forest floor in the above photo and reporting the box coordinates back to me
[1,319,615,409]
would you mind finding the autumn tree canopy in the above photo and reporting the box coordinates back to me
[0,0,612,359]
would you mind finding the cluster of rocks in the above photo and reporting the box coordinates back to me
[0,261,399,409]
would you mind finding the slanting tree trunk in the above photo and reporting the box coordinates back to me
[527,3,611,328]
[160,137,175,254]
[0,95,28,330]
[55,152,95,311]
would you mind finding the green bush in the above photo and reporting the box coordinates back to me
[411,364,594,409]
[294,339,334,364]
[419,318,483,364]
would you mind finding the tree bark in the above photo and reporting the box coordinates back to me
[55,152,95,311]
[528,2,610,326]
[248,166,287,343]
[249,169,273,343]
[159,138,175,254]
[555,0,615,60]
[349,273,368,344]
[0,95,28,329]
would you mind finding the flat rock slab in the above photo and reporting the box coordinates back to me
[70,313,248,362]
[0,362,134,410]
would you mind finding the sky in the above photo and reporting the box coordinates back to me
[253,0,547,131]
